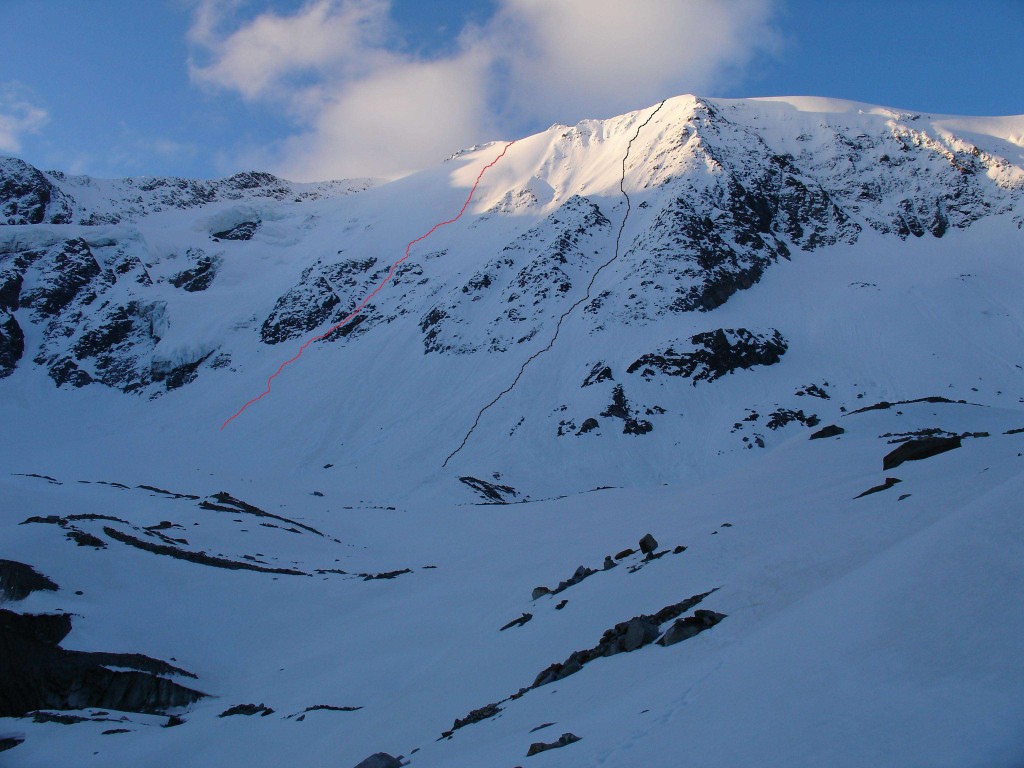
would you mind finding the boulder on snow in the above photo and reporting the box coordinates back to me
[527,732,581,756]
[638,533,659,555]
[809,424,844,439]
[218,703,274,717]
[532,586,550,600]
[882,436,961,470]
[657,610,727,647]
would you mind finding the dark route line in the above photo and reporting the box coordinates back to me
[443,101,667,467]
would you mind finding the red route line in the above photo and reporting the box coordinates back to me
[220,140,516,430]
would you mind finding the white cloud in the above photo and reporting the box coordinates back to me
[490,0,779,125]
[188,0,779,180]
[0,83,49,153]
[190,0,392,102]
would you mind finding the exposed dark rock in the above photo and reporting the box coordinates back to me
[577,417,600,435]
[532,587,550,600]
[546,565,597,597]
[0,610,71,646]
[212,221,259,241]
[657,610,727,646]
[638,533,659,555]
[555,600,568,610]
[500,613,533,631]
[601,384,632,420]
[20,238,103,319]
[810,424,845,439]
[614,548,635,560]
[0,560,58,602]
[795,383,830,399]
[582,362,613,387]
[527,732,581,756]
[598,386,653,434]
[219,703,274,717]
[847,396,965,415]
[203,491,324,536]
[169,251,220,292]
[102,728,132,735]
[529,722,556,733]
[102,526,307,575]
[531,590,718,689]
[0,157,71,224]
[628,328,787,384]
[354,753,404,768]
[602,556,616,570]
[882,436,961,469]
[360,569,412,581]
[458,476,518,503]
[422,196,611,355]
[261,258,379,345]
[32,711,90,724]
[854,477,902,499]
[0,309,24,378]
[65,530,106,548]
[0,610,205,717]
[451,702,502,732]
[0,734,25,752]
[765,408,819,430]
[623,418,653,435]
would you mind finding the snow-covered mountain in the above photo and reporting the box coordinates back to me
[1,94,1023,767]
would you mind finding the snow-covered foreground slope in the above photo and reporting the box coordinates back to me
[1,95,1023,766]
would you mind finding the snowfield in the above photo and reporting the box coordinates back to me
[1,94,1023,767]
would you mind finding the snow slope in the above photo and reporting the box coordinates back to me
[1,94,1022,767]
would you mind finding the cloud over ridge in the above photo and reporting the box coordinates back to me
[189,0,779,180]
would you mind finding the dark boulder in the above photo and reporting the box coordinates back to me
[451,702,502,732]
[500,613,533,631]
[810,424,844,439]
[854,477,902,499]
[527,732,581,756]
[0,734,25,752]
[638,533,658,555]
[219,703,274,717]
[883,436,961,469]
[532,586,550,600]
[657,610,727,647]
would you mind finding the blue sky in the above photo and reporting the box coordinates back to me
[1,0,1020,181]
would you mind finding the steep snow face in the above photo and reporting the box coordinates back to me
[1,94,1020,488]
[0,96,1023,767]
